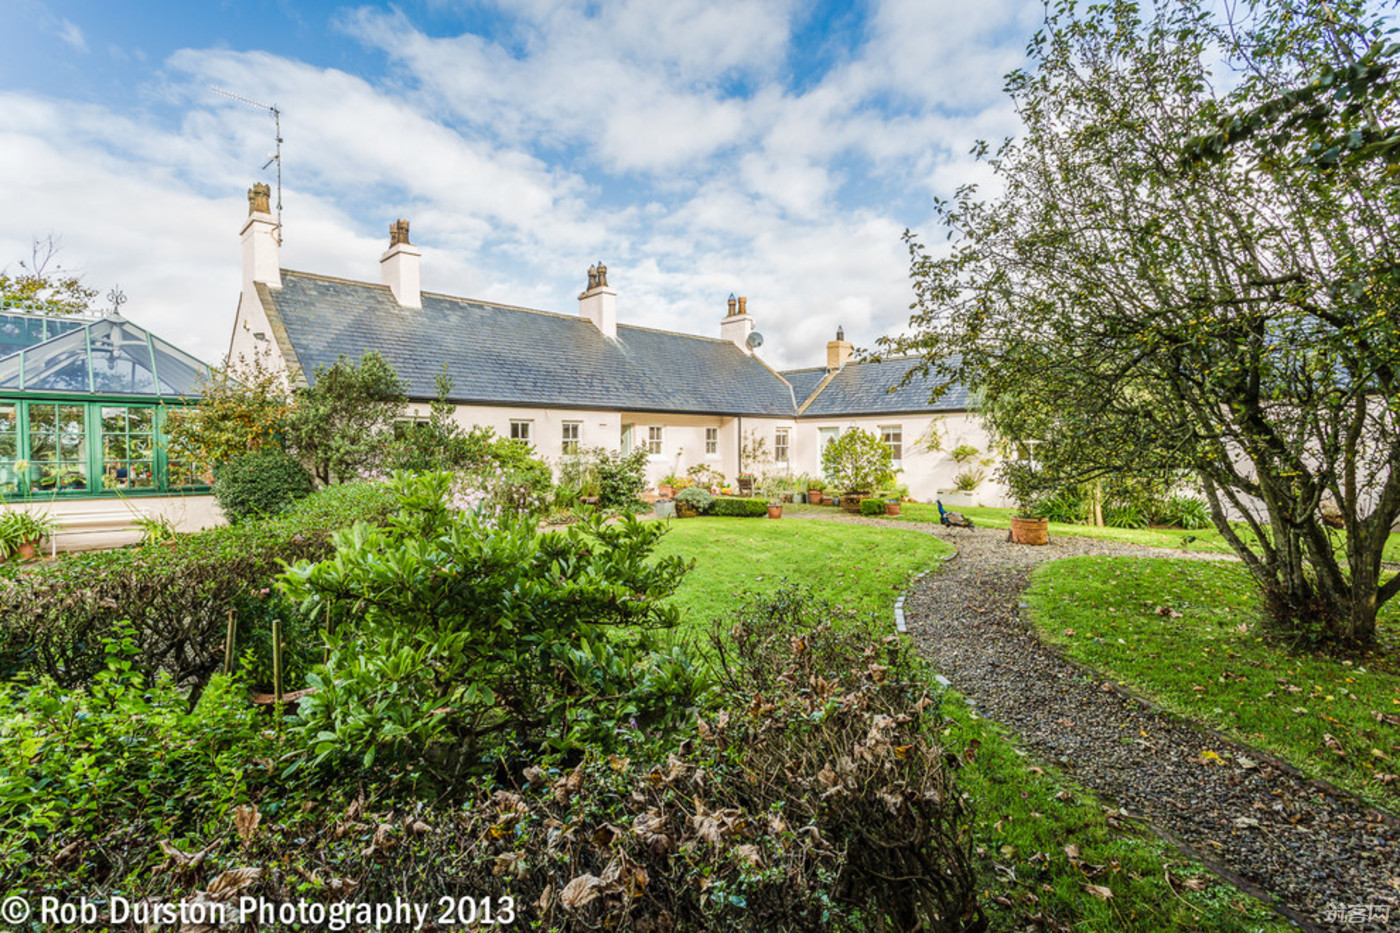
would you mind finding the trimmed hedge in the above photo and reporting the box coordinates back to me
[860,497,887,516]
[710,497,768,517]
[0,482,397,689]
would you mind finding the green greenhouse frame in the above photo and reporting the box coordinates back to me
[0,309,214,500]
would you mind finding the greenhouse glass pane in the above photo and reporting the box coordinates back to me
[0,352,21,390]
[20,326,92,393]
[88,322,157,395]
[129,461,155,488]
[101,406,127,433]
[128,407,153,433]
[151,339,211,396]
[28,404,56,461]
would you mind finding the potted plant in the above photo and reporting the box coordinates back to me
[806,478,826,505]
[0,509,57,561]
[736,473,756,496]
[766,500,783,519]
[820,429,895,514]
[674,486,714,519]
[885,498,901,517]
[1000,460,1048,545]
[657,472,682,498]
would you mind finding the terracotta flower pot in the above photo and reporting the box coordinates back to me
[15,539,41,561]
[766,504,782,519]
[1009,516,1049,545]
[807,490,823,505]
[657,484,674,498]
[885,501,901,516]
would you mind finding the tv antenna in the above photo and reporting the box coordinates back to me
[211,86,283,243]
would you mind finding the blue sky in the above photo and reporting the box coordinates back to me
[2,0,1037,368]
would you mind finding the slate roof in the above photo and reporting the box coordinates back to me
[780,366,830,407]
[788,356,972,417]
[261,271,797,416]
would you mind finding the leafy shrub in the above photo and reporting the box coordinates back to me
[0,631,275,852]
[4,591,979,933]
[686,463,726,488]
[1152,495,1211,530]
[595,447,649,508]
[284,351,407,484]
[1034,488,1089,524]
[0,482,396,689]
[821,428,896,494]
[710,496,767,517]
[212,449,316,523]
[951,467,985,491]
[949,443,980,463]
[860,497,887,516]
[282,472,698,788]
[1104,503,1149,529]
[675,486,715,512]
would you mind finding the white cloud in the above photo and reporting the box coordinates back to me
[57,18,87,52]
[0,0,1037,373]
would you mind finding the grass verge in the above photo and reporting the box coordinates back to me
[943,688,1287,931]
[1026,557,1400,810]
[655,515,952,634]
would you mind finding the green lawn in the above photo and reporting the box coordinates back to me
[654,515,1285,929]
[851,501,1400,563]
[654,515,952,634]
[1027,557,1400,810]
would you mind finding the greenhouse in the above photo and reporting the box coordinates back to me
[0,309,214,500]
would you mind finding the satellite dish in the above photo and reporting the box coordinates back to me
[746,331,765,349]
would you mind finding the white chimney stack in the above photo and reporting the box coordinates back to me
[578,262,617,338]
[380,219,421,309]
[240,183,281,290]
[721,294,755,352]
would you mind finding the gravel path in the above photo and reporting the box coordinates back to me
[793,512,1400,931]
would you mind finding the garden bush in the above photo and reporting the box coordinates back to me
[212,448,316,523]
[710,496,767,517]
[282,472,701,788]
[822,428,896,494]
[5,590,979,933]
[859,497,886,516]
[0,482,397,689]
[675,485,715,512]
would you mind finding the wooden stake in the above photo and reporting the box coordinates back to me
[223,608,237,677]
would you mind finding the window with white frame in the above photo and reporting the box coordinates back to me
[774,427,790,463]
[881,425,903,466]
[561,421,581,455]
[705,427,718,456]
[646,426,664,456]
[509,419,532,445]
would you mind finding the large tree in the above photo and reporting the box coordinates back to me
[884,0,1400,648]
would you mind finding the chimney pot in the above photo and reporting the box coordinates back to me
[737,296,747,315]
[380,219,422,308]
[727,294,737,315]
[721,295,755,352]
[826,326,854,369]
[248,183,271,216]
[579,261,617,337]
